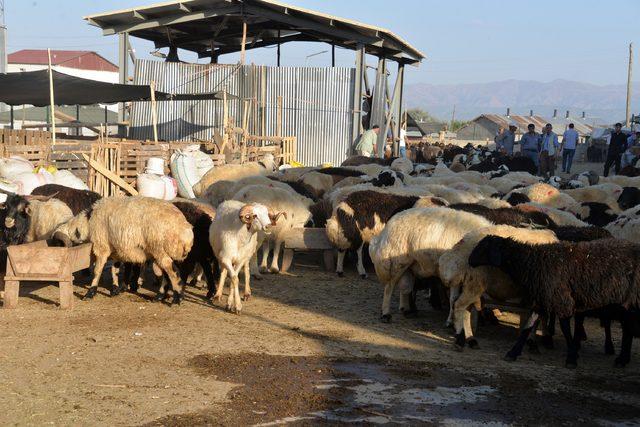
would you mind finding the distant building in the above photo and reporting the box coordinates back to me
[0,105,118,136]
[8,49,118,83]
[406,111,446,141]
[456,112,598,143]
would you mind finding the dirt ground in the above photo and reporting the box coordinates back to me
[1,160,639,426]
[0,246,639,426]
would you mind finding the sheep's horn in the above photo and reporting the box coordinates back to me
[25,192,58,202]
[4,217,15,229]
[52,230,73,247]
[269,211,287,224]
[0,187,16,196]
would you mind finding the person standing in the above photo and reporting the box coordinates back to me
[520,124,541,168]
[355,125,380,157]
[561,123,579,174]
[398,119,407,158]
[604,123,628,177]
[539,123,560,178]
[495,124,517,155]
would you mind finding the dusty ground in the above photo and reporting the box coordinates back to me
[1,160,638,426]
[0,245,639,426]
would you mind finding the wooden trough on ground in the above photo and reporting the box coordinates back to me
[281,228,334,273]
[3,241,92,309]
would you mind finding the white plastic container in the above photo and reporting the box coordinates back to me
[137,173,177,200]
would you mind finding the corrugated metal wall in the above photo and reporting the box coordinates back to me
[129,60,355,166]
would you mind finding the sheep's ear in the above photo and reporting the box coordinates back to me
[25,205,33,216]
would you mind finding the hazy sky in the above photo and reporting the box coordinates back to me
[4,0,640,86]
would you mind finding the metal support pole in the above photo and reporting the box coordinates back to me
[277,30,281,67]
[118,33,129,136]
[104,105,108,126]
[392,62,405,156]
[372,57,387,157]
[9,105,13,129]
[76,104,80,136]
[626,42,633,128]
[331,44,335,67]
[351,44,365,145]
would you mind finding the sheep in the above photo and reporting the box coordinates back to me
[420,184,483,204]
[439,225,559,349]
[476,198,512,209]
[489,172,541,194]
[552,225,612,242]
[58,196,193,304]
[606,216,640,244]
[447,203,556,228]
[505,183,578,210]
[209,201,285,313]
[1,192,73,245]
[193,154,276,197]
[617,187,640,211]
[468,236,640,368]
[232,185,309,274]
[601,175,640,188]
[390,157,413,175]
[299,171,335,198]
[562,184,623,208]
[568,202,619,227]
[326,191,447,278]
[369,207,493,322]
[341,155,395,167]
[31,184,101,215]
[516,203,589,227]
[347,163,387,177]
[202,175,293,207]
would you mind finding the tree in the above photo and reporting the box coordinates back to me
[449,119,470,132]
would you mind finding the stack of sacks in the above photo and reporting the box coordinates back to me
[137,157,177,200]
[170,145,214,198]
[0,157,53,195]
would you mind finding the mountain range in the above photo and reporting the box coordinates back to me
[403,79,640,124]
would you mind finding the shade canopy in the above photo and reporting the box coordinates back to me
[0,69,236,106]
[84,0,424,64]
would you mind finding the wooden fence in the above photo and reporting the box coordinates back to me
[0,129,297,196]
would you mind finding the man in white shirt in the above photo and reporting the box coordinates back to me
[539,123,560,178]
[561,123,579,174]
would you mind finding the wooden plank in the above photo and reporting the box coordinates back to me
[284,228,333,250]
[82,153,139,195]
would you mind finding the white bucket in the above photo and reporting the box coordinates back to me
[145,157,165,175]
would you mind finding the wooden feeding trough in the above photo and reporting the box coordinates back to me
[3,241,92,309]
[281,228,334,273]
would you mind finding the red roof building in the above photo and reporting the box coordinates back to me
[8,49,118,72]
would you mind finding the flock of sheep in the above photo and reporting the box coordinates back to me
[1,144,640,371]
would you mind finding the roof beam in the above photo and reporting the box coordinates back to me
[132,10,147,20]
[242,4,379,45]
[178,3,192,13]
[197,33,316,58]
[100,5,240,36]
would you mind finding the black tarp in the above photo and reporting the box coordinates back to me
[0,70,236,106]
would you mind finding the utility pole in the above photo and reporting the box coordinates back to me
[450,104,456,130]
[0,0,7,113]
[626,42,633,128]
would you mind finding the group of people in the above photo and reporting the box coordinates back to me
[496,122,637,178]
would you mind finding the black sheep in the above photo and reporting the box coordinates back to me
[469,236,640,368]
[31,184,101,215]
[504,192,532,206]
[448,203,556,228]
[575,202,618,227]
[618,187,640,211]
[268,176,320,202]
[552,225,611,242]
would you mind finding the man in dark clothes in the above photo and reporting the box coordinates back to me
[604,123,628,177]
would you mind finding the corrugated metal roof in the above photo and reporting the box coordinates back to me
[472,114,595,136]
[8,50,118,72]
[84,0,424,64]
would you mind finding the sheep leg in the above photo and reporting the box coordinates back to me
[559,317,579,369]
[212,265,229,301]
[242,262,251,301]
[250,254,263,280]
[157,257,183,306]
[269,240,282,273]
[602,317,615,355]
[446,286,460,327]
[227,269,242,314]
[504,312,540,362]
[380,281,397,323]
[540,313,555,349]
[83,254,108,300]
[110,262,122,296]
[259,240,270,274]
[453,291,480,351]
[615,312,634,367]
[356,244,367,279]
[126,263,142,293]
[336,250,346,277]
[203,261,218,300]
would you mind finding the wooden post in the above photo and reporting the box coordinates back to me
[240,21,247,65]
[150,80,158,143]
[47,48,56,144]
[277,30,281,67]
[9,106,13,130]
[331,44,336,67]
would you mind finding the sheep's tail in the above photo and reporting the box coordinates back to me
[325,211,349,250]
[177,227,195,260]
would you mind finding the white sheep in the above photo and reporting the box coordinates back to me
[438,225,559,348]
[193,154,276,197]
[209,200,285,313]
[232,184,310,273]
[369,207,493,322]
[202,175,293,207]
[605,216,640,243]
[390,157,413,175]
[517,202,588,227]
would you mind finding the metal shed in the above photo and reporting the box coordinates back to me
[84,0,425,164]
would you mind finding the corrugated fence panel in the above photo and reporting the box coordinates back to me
[130,60,355,166]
